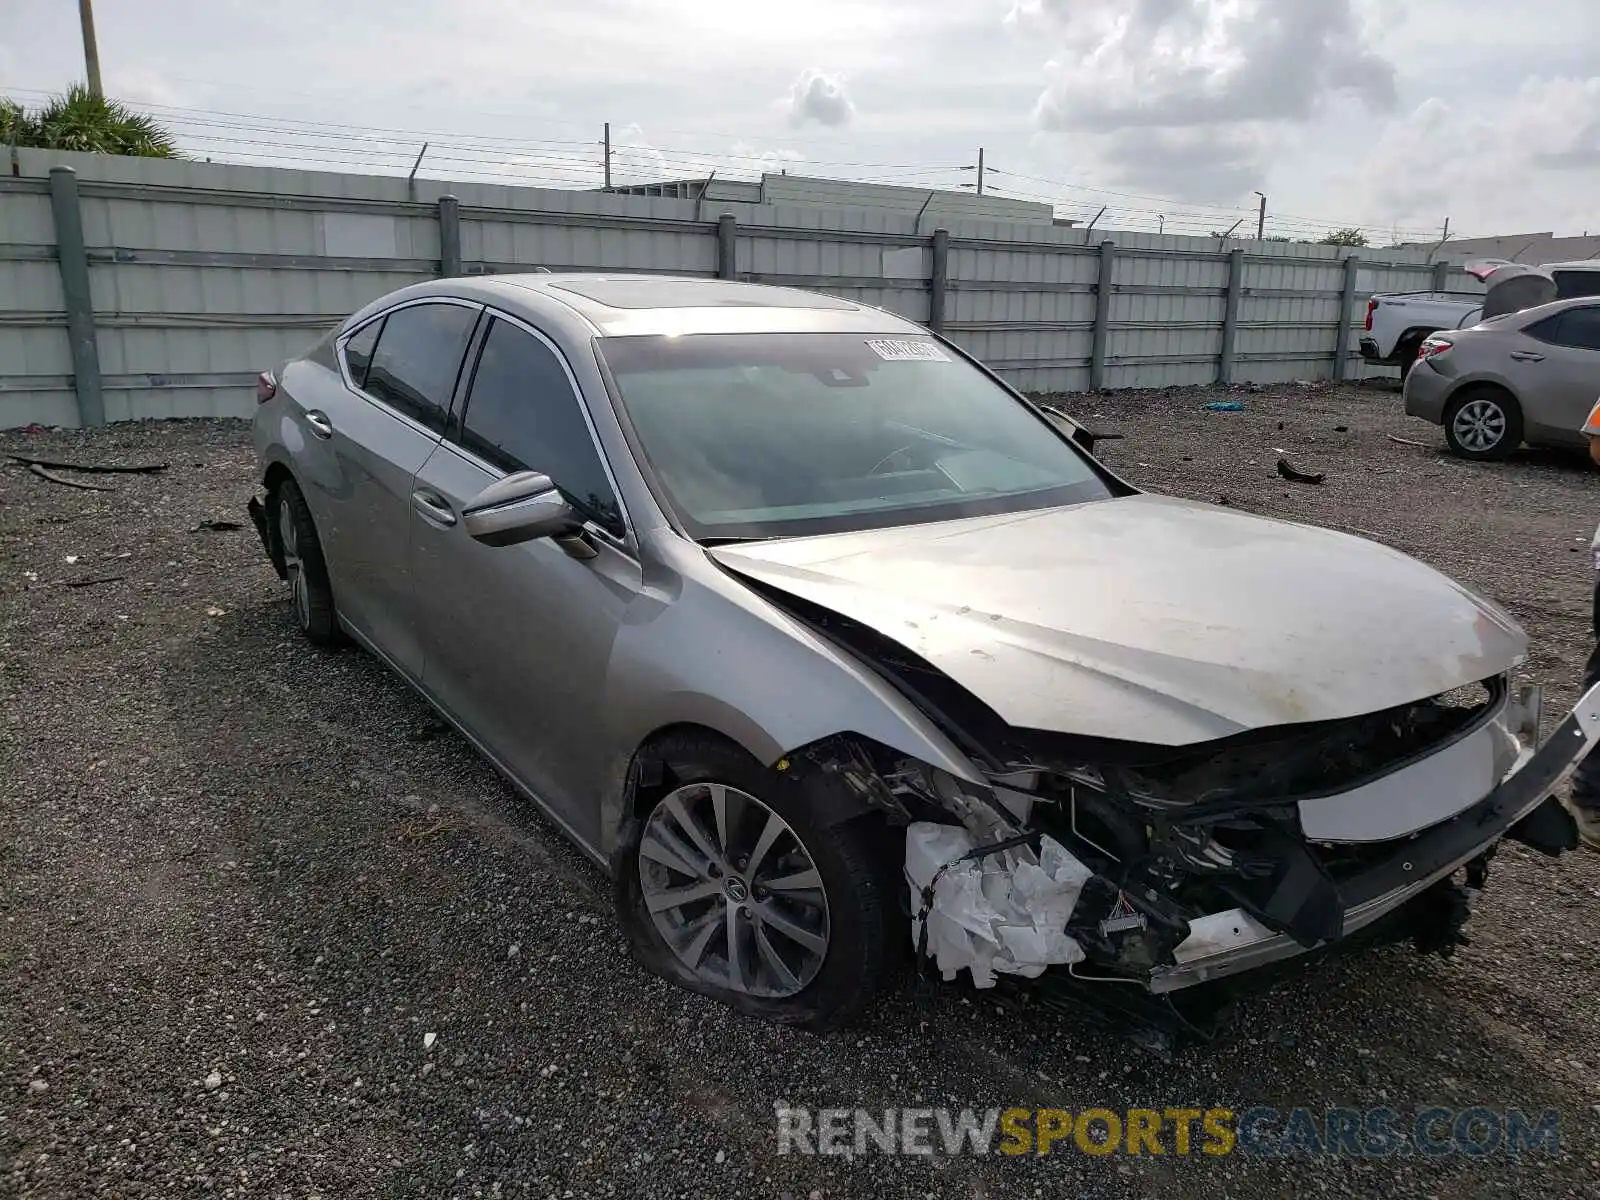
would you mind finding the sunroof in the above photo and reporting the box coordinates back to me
[548,277,859,311]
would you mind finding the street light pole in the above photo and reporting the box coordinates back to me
[77,0,104,98]
[1253,191,1267,241]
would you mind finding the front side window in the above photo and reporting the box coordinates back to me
[361,302,478,431]
[597,332,1112,541]
[459,318,624,536]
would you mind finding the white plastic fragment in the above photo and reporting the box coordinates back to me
[904,822,1091,988]
[423,1031,437,1051]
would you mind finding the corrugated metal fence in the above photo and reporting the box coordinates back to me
[0,148,1476,429]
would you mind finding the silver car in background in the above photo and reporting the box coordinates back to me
[248,274,1597,1039]
[1404,295,1600,460]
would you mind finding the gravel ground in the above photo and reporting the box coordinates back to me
[4,381,1600,1199]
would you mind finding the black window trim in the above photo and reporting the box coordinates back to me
[334,296,486,438]
[444,306,636,552]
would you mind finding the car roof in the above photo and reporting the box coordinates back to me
[428,273,927,337]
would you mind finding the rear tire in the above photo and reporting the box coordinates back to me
[614,732,899,1031]
[271,477,344,646]
[1444,387,1522,461]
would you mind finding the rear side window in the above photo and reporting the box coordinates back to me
[459,318,624,536]
[1531,307,1600,351]
[1554,271,1600,300]
[1557,307,1600,351]
[361,303,478,432]
[342,318,382,388]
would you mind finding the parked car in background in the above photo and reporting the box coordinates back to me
[1362,260,1600,379]
[1403,296,1600,459]
[248,274,1593,1040]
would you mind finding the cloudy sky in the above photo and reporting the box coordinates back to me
[2,0,1596,242]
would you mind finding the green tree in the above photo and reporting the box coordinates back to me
[1320,227,1370,247]
[3,85,179,157]
[0,98,36,145]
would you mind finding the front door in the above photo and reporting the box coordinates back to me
[408,314,641,850]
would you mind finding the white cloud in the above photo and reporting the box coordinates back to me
[1014,0,1396,202]
[1351,77,1600,234]
[785,69,855,127]
[0,0,1595,237]
[1022,0,1395,128]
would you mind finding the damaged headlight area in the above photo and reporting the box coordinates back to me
[800,670,1586,1037]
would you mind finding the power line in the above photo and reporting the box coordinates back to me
[0,85,1456,241]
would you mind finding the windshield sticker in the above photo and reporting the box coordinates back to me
[865,338,949,362]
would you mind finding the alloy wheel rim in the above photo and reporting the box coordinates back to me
[1453,398,1506,452]
[277,497,310,629]
[638,782,830,998]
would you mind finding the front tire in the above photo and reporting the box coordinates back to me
[1444,387,1523,461]
[271,477,344,646]
[614,733,898,1031]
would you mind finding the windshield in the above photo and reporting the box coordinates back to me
[597,332,1113,541]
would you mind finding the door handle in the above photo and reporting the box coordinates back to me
[1510,351,1544,363]
[411,488,457,527]
[305,409,334,438]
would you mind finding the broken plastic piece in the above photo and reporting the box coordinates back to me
[905,823,1090,989]
[1276,456,1325,485]
[1205,401,1244,412]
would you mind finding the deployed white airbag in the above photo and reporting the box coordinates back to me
[905,822,1092,988]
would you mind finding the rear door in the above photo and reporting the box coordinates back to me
[1518,305,1600,445]
[307,298,481,675]
[408,313,641,849]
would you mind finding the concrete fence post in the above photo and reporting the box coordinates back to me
[1333,254,1361,383]
[1089,240,1116,391]
[928,228,950,332]
[1219,247,1245,385]
[716,214,737,280]
[48,166,104,427]
[1432,259,1450,294]
[438,195,461,277]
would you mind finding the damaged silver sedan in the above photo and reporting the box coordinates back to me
[248,273,1598,1038]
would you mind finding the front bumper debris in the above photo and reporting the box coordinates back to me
[1148,681,1599,992]
[903,683,1598,1004]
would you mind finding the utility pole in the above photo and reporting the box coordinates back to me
[1253,190,1266,241]
[976,147,985,196]
[1158,215,1165,235]
[1441,216,1450,243]
[78,0,104,98]
[602,122,611,190]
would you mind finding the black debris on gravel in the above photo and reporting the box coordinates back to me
[4,390,1600,1199]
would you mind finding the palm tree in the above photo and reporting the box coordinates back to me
[0,98,36,146]
[3,85,179,158]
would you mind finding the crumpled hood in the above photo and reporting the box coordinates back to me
[711,494,1527,746]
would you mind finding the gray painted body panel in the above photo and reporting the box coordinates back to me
[711,493,1527,745]
[268,355,441,672]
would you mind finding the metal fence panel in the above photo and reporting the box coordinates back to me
[0,149,1467,427]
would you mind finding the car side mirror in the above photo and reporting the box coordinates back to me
[461,470,585,549]
[1039,403,1120,454]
